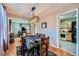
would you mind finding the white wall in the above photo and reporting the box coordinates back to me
[31,21,38,35]
[37,4,79,55]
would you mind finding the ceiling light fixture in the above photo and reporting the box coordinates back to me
[31,6,35,11]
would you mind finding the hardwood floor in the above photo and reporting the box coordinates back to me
[4,38,21,56]
[49,46,73,56]
[4,38,73,56]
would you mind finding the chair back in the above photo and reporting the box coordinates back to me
[40,37,49,56]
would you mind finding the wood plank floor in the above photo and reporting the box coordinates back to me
[4,38,73,56]
[49,46,72,56]
[4,38,21,56]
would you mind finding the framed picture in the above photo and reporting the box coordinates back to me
[41,22,47,28]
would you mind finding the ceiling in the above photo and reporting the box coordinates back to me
[4,3,71,19]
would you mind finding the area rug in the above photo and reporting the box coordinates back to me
[16,46,57,56]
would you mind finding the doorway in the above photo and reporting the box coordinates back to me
[57,9,78,55]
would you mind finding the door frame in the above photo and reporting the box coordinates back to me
[57,8,78,55]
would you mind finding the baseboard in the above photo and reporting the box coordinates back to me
[50,44,58,48]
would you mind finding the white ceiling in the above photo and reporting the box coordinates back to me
[4,3,71,19]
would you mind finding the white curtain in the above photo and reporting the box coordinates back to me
[0,4,7,55]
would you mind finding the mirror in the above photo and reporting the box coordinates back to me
[58,9,77,55]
